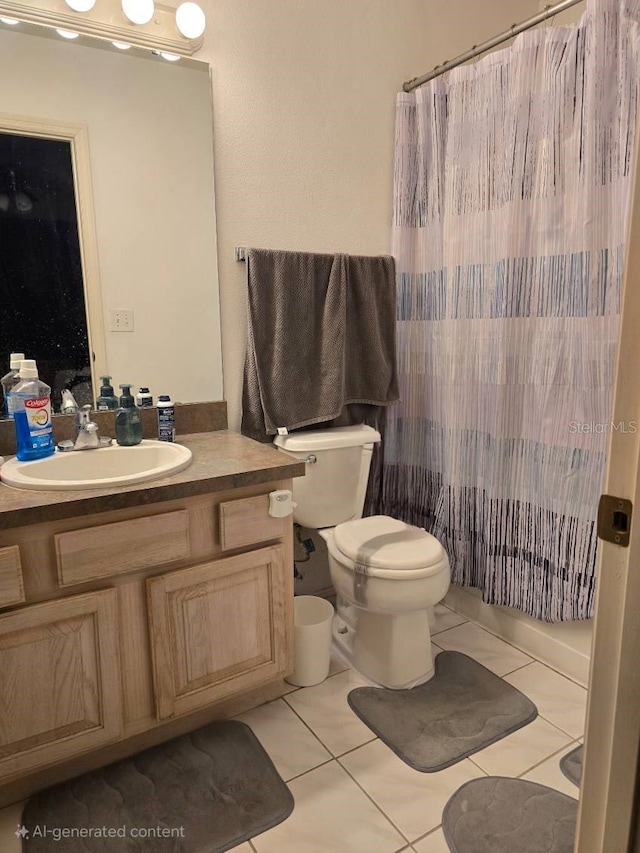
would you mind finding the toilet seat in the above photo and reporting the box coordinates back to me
[331,515,447,579]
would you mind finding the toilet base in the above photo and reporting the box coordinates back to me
[333,605,436,690]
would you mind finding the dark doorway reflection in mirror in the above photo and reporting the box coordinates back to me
[0,132,91,416]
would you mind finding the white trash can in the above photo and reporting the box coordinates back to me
[285,595,335,687]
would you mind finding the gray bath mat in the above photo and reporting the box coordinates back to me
[443,776,578,853]
[560,743,584,787]
[22,720,294,852]
[347,651,537,771]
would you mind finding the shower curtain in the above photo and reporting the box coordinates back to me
[379,0,640,621]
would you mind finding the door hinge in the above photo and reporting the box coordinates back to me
[597,494,633,547]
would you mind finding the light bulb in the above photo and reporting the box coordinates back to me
[121,0,154,25]
[175,2,205,39]
[0,17,19,24]
[112,41,131,49]
[56,28,80,38]
[64,0,96,11]
[160,52,180,62]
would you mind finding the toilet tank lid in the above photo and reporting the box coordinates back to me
[333,515,446,571]
[274,424,381,451]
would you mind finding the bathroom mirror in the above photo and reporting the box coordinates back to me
[0,25,223,411]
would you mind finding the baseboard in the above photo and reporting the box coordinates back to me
[444,586,592,687]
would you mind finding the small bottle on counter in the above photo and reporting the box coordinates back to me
[1,352,26,419]
[136,387,153,407]
[12,359,55,461]
[115,384,143,446]
[157,395,175,442]
[96,376,119,411]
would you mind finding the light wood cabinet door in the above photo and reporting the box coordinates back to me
[0,589,122,781]
[147,545,291,721]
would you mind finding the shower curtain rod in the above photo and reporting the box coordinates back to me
[403,0,584,92]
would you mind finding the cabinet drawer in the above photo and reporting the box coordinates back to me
[0,546,24,609]
[219,495,285,551]
[55,510,189,587]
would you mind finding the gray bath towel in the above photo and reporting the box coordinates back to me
[242,248,399,441]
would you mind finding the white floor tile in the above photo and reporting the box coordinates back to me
[284,669,376,756]
[430,604,467,636]
[251,761,405,853]
[504,662,587,738]
[434,622,533,676]
[235,699,331,781]
[230,844,253,852]
[340,739,484,842]
[469,716,573,777]
[413,827,450,852]
[0,801,26,853]
[522,749,581,798]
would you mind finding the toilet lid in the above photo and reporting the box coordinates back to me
[333,515,446,574]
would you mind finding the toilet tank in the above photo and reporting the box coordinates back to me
[274,425,381,529]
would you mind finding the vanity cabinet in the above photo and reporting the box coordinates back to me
[0,479,295,805]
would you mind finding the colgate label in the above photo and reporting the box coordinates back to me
[24,396,53,442]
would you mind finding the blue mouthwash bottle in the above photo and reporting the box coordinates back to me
[12,359,55,461]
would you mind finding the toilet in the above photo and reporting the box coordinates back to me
[274,424,450,689]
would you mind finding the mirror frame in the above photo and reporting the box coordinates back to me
[0,113,108,399]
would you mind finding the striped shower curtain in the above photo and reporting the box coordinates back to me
[379,0,640,621]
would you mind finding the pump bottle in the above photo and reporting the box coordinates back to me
[115,384,143,446]
[96,376,119,411]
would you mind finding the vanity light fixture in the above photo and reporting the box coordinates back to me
[160,51,180,61]
[121,0,154,26]
[0,15,19,23]
[0,0,205,57]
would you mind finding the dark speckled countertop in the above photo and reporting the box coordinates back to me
[0,431,305,530]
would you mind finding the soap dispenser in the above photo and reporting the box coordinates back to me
[115,384,142,446]
[96,375,119,411]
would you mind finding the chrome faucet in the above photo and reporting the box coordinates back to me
[57,405,113,452]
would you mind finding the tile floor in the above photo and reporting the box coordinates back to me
[0,603,586,852]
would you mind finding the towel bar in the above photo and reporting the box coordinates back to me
[235,247,247,262]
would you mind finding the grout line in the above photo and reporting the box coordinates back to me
[515,739,582,781]
[336,758,411,846]
[465,754,490,775]
[411,824,444,847]
[281,688,377,762]
[283,756,336,784]
[334,735,378,760]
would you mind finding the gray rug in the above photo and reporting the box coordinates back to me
[560,743,584,787]
[443,776,578,853]
[22,720,294,852]
[347,651,537,771]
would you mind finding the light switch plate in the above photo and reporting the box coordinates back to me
[110,309,134,332]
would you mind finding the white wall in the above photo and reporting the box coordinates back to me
[199,0,540,430]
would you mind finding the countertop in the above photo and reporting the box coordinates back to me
[0,431,305,530]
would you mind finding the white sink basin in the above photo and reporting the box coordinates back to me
[0,440,193,491]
